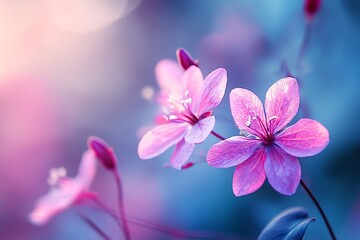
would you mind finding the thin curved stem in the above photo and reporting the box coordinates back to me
[79,213,112,240]
[113,170,131,240]
[91,198,240,240]
[300,179,336,240]
[211,131,225,141]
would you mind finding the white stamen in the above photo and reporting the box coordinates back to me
[163,115,169,121]
[57,167,67,177]
[268,116,278,122]
[47,167,67,186]
[168,115,178,120]
[181,97,192,104]
[162,107,171,114]
[239,129,256,138]
[184,90,189,98]
[246,115,251,127]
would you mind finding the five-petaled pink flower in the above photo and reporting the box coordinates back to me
[138,51,227,169]
[207,77,329,196]
[29,150,96,225]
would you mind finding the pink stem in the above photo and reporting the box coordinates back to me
[92,199,241,240]
[211,131,226,141]
[113,170,131,240]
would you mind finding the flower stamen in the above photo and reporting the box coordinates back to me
[47,167,67,186]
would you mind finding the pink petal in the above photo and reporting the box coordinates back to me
[184,116,215,144]
[29,180,81,225]
[155,59,183,92]
[197,68,227,115]
[138,123,189,159]
[275,118,329,157]
[230,88,266,137]
[181,66,204,113]
[265,77,300,133]
[207,136,261,168]
[76,150,97,189]
[232,147,266,196]
[264,146,301,195]
[170,139,195,169]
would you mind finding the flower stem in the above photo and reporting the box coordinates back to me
[113,170,131,240]
[91,199,240,240]
[300,179,336,240]
[211,131,225,141]
[80,213,112,240]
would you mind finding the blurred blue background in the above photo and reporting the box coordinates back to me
[0,0,359,239]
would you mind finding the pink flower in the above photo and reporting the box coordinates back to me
[138,52,227,169]
[29,150,97,225]
[207,77,329,196]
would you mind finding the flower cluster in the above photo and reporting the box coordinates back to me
[137,49,329,197]
[30,47,332,239]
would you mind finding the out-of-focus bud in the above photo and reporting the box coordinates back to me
[176,48,199,70]
[181,162,195,170]
[304,0,321,21]
[88,136,117,170]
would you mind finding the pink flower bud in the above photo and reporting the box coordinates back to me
[181,162,195,170]
[88,136,117,170]
[304,0,321,21]
[176,48,199,70]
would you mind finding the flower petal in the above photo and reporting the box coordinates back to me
[230,88,266,136]
[185,116,215,144]
[181,66,204,113]
[275,118,329,157]
[138,123,189,159]
[76,150,97,189]
[265,77,300,133]
[170,139,195,169]
[207,136,261,168]
[155,59,183,92]
[29,180,81,225]
[233,147,266,196]
[265,146,301,195]
[197,68,227,115]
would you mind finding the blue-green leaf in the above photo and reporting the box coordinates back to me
[258,207,316,240]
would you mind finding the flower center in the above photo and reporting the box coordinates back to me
[245,113,278,145]
[162,90,209,125]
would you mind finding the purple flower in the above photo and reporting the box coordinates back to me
[138,53,227,169]
[207,77,329,196]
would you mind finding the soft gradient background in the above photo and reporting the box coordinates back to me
[0,0,359,239]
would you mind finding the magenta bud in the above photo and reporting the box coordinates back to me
[181,162,195,170]
[304,0,321,21]
[176,48,199,70]
[88,136,117,170]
